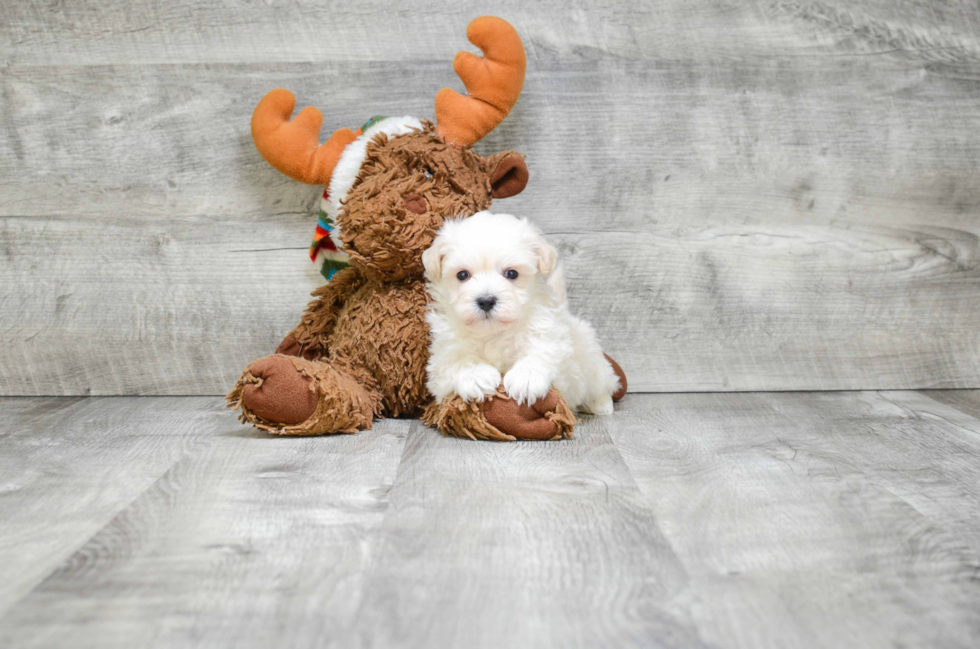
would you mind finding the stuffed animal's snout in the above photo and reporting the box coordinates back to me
[403,193,428,214]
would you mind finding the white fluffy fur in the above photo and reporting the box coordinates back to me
[423,211,621,415]
[324,115,424,250]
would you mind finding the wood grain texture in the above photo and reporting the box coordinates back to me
[2,0,978,65]
[2,2,980,394]
[0,398,408,648]
[2,392,980,647]
[608,391,980,649]
[921,388,980,419]
[346,419,706,648]
[0,397,217,615]
[759,390,980,555]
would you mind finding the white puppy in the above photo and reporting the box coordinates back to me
[423,211,621,415]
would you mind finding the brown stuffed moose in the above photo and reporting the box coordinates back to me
[227,17,585,440]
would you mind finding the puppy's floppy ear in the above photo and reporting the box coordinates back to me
[522,219,557,275]
[422,240,446,281]
[536,240,557,275]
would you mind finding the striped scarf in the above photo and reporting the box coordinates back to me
[308,115,390,281]
[310,187,350,281]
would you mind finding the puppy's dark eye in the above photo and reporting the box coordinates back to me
[504,269,519,280]
[456,270,470,281]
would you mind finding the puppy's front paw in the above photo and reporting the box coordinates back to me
[503,364,553,406]
[453,364,503,403]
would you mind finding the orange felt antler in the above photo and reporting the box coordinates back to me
[251,89,358,185]
[435,17,526,147]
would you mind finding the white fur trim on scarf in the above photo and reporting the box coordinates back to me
[321,116,424,250]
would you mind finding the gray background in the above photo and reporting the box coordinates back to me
[4,4,980,646]
[2,0,980,396]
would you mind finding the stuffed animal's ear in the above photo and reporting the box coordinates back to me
[422,242,445,281]
[490,153,528,198]
[537,241,557,275]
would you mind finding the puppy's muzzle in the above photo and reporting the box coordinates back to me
[475,295,497,313]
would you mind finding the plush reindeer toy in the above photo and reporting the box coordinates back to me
[228,17,580,440]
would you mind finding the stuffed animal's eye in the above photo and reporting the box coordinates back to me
[504,269,519,280]
[456,270,470,281]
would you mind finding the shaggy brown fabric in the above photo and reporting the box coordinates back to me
[228,122,574,440]
[423,387,576,442]
[338,124,501,283]
[605,353,628,402]
[286,266,365,360]
[227,355,376,435]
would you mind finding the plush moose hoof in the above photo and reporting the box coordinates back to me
[240,355,318,425]
[424,387,576,442]
[227,354,378,435]
[484,389,567,440]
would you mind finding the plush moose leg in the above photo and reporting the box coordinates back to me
[227,354,379,435]
[424,355,627,441]
[424,387,576,442]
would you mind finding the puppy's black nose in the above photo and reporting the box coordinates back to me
[476,295,497,313]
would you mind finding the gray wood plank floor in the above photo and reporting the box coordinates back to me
[2,392,979,648]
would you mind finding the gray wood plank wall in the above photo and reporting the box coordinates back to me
[2,1,979,395]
